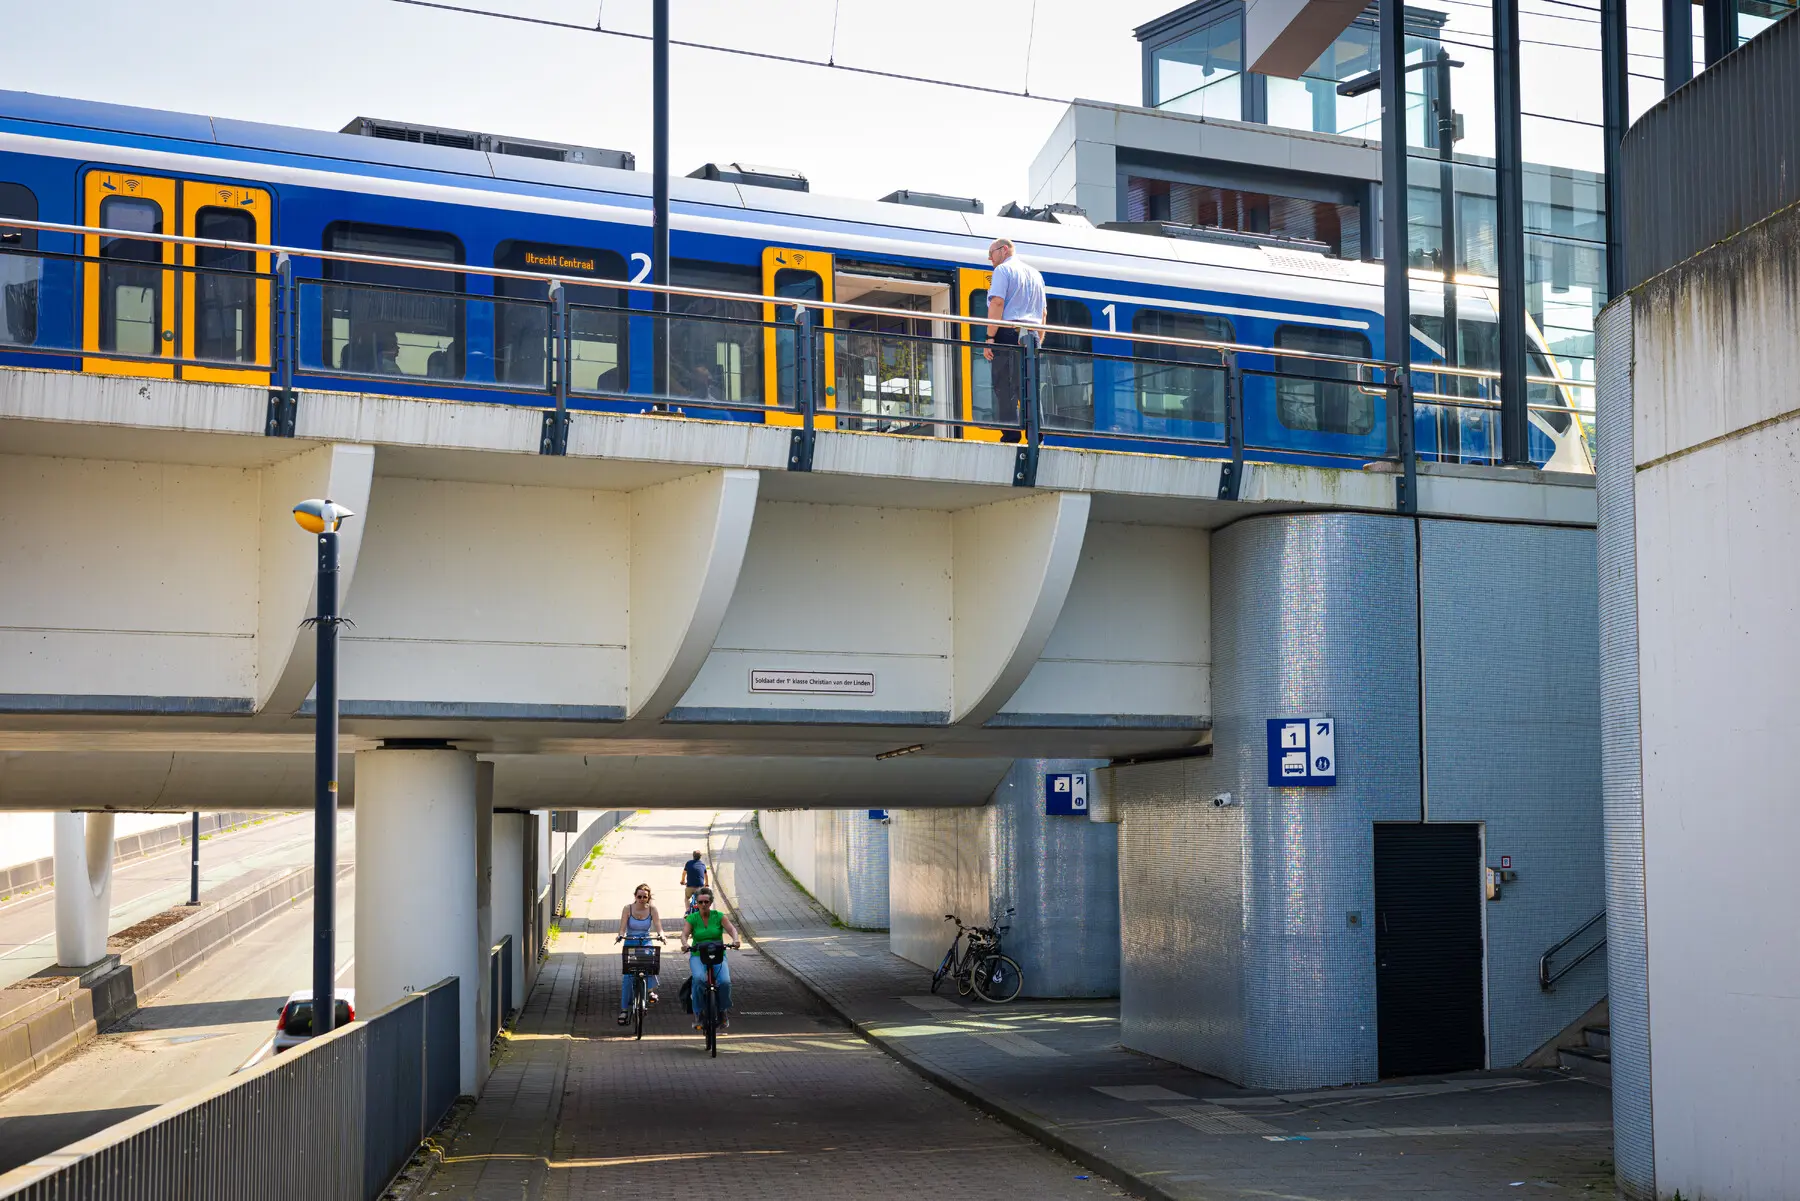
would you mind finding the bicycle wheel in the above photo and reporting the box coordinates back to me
[970,953,1023,1003]
[633,975,646,1041]
[950,950,979,1001]
[931,943,957,994]
[704,985,719,1057]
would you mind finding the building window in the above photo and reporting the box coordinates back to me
[1263,23,1381,137]
[1152,14,1243,120]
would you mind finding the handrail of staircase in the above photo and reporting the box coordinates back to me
[1540,909,1606,990]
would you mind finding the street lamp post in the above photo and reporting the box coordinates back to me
[189,811,200,906]
[294,498,355,1038]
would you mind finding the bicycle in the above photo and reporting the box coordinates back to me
[692,939,736,1057]
[618,936,664,1041]
[932,910,1022,1003]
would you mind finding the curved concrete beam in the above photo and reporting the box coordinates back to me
[628,469,760,721]
[257,444,376,716]
[951,491,1092,726]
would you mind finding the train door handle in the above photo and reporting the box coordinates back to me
[162,330,174,342]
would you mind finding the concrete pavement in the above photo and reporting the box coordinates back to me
[423,812,1125,1200]
[0,811,340,989]
[0,862,354,1174]
[708,810,1618,1201]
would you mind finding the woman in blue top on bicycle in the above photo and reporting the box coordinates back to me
[679,887,741,1031]
[615,883,663,1026]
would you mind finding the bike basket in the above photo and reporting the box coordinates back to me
[622,944,662,974]
[695,941,727,966]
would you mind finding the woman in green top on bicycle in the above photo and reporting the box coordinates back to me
[680,887,742,1030]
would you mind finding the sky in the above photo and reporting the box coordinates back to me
[0,0,1658,209]
[0,0,1176,213]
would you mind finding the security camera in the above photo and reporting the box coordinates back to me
[1211,792,1236,808]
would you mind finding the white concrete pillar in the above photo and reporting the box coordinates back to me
[473,761,494,1090]
[53,812,115,968]
[492,812,526,1011]
[355,747,480,1097]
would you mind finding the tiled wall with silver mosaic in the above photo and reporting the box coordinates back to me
[1117,755,1245,1082]
[889,805,992,969]
[837,809,890,930]
[1114,511,1605,1091]
[1116,513,1423,1090]
[1597,294,1654,1198]
[1420,517,1604,1065]
[890,759,1118,997]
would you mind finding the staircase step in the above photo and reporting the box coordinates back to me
[1560,1044,1612,1085]
[1583,1024,1611,1053]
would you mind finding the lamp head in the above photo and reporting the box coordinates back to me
[293,498,355,534]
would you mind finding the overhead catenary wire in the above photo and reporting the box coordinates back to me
[391,0,1073,104]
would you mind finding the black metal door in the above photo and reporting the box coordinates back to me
[1373,822,1486,1077]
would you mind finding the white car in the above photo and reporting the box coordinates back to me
[272,988,356,1053]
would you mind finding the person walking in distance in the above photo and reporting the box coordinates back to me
[982,237,1046,443]
[680,849,708,910]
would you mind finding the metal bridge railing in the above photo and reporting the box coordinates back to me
[0,216,1594,506]
[0,977,462,1201]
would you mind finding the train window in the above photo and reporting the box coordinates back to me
[495,241,628,392]
[0,182,37,346]
[670,260,761,402]
[1042,298,1093,430]
[192,208,256,364]
[99,196,164,356]
[1423,318,1569,433]
[1134,309,1231,422]
[966,287,993,427]
[1274,325,1374,435]
[322,222,462,378]
[771,267,821,406]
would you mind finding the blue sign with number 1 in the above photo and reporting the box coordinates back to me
[1266,718,1337,787]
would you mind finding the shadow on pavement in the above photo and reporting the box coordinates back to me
[119,995,288,1032]
[0,1106,156,1175]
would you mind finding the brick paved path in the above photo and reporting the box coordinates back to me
[424,812,1122,1201]
[708,810,1619,1201]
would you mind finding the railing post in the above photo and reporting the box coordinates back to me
[1396,369,1419,515]
[1216,350,1245,500]
[1013,330,1041,488]
[266,253,298,437]
[788,305,816,472]
[541,281,570,456]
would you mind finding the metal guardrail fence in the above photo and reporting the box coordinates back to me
[0,977,461,1201]
[0,217,1595,507]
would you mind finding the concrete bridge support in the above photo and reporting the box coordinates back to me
[52,812,115,968]
[355,746,481,1096]
[491,812,526,1012]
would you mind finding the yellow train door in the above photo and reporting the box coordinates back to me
[179,183,272,385]
[81,170,272,384]
[760,247,835,429]
[957,267,1003,441]
[83,172,177,378]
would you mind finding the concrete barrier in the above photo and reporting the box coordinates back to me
[0,810,270,901]
[0,861,332,1094]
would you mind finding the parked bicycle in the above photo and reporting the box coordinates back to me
[931,909,1022,1003]
[619,936,664,1041]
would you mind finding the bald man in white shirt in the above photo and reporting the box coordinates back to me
[982,238,1047,443]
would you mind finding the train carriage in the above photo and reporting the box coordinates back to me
[0,89,1591,473]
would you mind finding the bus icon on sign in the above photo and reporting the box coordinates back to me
[1266,718,1336,787]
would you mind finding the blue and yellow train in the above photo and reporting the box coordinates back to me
[0,89,1590,470]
